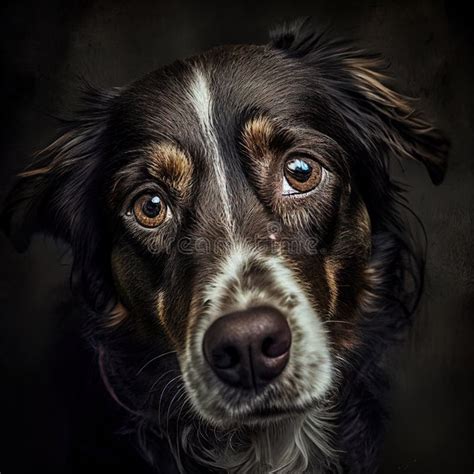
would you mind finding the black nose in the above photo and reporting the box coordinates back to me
[203,306,291,391]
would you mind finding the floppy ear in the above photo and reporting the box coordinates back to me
[1,85,120,309]
[271,20,449,185]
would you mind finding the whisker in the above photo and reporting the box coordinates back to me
[136,350,177,376]
[167,387,187,435]
[158,374,183,427]
[147,369,179,398]
[321,320,356,326]
[174,390,191,471]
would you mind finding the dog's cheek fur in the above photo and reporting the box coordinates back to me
[287,190,372,352]
[327,198,372,349]
[110,244,156,327]
[110,238,195,353]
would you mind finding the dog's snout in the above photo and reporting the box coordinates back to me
[203,306,291,391]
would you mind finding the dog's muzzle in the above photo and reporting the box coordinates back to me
[181,248,333,425]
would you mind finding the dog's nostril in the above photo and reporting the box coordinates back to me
[262,336,290,358]
[262,337,274,357]
[203,306,292,391]
[212,346,239,369]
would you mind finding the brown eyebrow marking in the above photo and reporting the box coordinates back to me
[240,116,278,193]
[241,116,275,158]
[146,142,193,196]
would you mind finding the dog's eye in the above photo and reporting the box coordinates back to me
[132,193,167,228]
[283,157,322,195]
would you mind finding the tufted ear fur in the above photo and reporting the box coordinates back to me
[1,85,120,310]
[270,19,449,185]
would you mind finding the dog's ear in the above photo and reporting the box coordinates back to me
[1,85,119,309]
[270,20,449,185]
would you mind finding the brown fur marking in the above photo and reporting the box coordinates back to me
[241,116,274,158]
[147,143,193,196]
[106,301,129,327]
[324,258,339,317]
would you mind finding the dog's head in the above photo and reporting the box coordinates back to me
[2,23,448,433]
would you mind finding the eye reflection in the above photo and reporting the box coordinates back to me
[283,157,323,195]
[132,193,167,228]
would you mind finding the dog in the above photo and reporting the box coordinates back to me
[2,20,448,473]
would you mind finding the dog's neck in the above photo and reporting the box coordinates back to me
[180,407,341,474]
[173,352,389,473]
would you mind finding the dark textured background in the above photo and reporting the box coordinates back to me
[1,0,473,472]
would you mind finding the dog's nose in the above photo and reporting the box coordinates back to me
[203,306,291,391]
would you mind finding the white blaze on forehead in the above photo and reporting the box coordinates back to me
[188,69,233,230]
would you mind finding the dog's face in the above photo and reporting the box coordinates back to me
[107,47,366,425]
[2,27,447,434]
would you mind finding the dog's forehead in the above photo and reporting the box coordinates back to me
[114,44,312,152]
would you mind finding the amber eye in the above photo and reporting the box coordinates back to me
[132,193,167,228]
[283,157,322,195]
